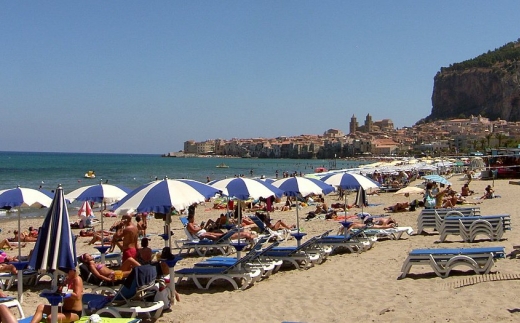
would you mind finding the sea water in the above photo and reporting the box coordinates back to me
[0,151,368,219]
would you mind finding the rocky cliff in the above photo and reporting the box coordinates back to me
[428,41,520,122]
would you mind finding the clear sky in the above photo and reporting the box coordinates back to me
[1,1,519,154]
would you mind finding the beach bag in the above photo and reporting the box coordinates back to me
[425,195,435,209]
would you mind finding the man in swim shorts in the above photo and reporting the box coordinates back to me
[116,214,139,262]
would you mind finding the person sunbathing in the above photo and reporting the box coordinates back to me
[79,253,140,282]
[202,213,228,232]
[384,202,410,213]
[187,214,257,241]
[339,216,398,233]
[256,213,295,231]
[8,230,37,243]
[0,252,18,275]
[0,239,26,250]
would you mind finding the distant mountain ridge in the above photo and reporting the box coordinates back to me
[425,40,520,122]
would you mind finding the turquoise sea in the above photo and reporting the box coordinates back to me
[0,151,369,203]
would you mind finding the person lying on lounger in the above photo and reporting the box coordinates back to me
[7,230,37,243]
[187,214,257,241]
[255,212,295,231]
[0,239,25,250]
[79,253,140,282]
[338,216,398,234]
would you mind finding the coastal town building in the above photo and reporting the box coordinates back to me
[172,114,520,159]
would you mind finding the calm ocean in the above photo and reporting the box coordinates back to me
[0,151,368,219]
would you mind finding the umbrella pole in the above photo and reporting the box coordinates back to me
[296,196,301,247]
[99,202,106,264]
[237,202,242,262]
[17,208,23,302]
[51,272,59,323]
[343,192,349,237]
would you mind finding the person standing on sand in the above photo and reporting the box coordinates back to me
[114,214,138,262]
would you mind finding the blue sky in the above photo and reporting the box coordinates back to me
[1,1,519,154]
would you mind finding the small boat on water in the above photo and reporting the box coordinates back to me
[216,163,229,168]
[84,170,96,178]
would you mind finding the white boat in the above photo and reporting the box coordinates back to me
[84,170,96,178]
[216,163,229,168]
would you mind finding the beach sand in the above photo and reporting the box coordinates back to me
[2,177,520,322]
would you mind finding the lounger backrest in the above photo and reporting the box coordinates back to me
[214,228,238,244]
[249,215,267,233]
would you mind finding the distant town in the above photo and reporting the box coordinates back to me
[163,114,520,159]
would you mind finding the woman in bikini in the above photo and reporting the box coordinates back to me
[30,268,83,323]
[79,253,140,282]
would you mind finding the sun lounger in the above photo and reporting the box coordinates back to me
[83,264,164,319]
[248,215,291,241]
[315,228,374,254]
[417,207,481,234]
[435,214,511,242]
[193,238,281,278]
[259,233,331,269]
[175,248,263,290]
[0,296,25,318]
[352,226,414,240]
[399,246,505,278]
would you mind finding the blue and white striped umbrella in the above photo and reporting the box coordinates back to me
[29,185,76,273]
[65,183,131,204]
[422,174,451,185]
[29,185,77,323]
[271,177,335,245]
[271,177,335,197]
[0,186,53,302]
[320,172,381,190]
[209,177,284,200]
[111,178,220,215]
[0,187,52,209]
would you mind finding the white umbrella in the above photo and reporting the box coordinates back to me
[0,186,52,302]
[394,186,425,195]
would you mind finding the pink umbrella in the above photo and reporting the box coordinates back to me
[78,201,93,217]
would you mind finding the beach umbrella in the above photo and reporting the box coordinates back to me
[320,173,380,235]
[65,182,131,255]
[209,178,284,257]
[111,178,220,247]
[0,186,53,302]
[111,178,219,304]
[78,200,94,217]
[394,186,425,196]
[271,177,335,246]
[29,185,76,323]
[320,172,381,191]
[422,174,451,185]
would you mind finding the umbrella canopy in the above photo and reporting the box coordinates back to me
[271,177,335,197]
[29,185,77,273]
[0,187,53,302]
[0,187,52,209]
[320,172,381,191]
[111,178,220,215]
[78,201,94,217]
[394,186,425,195]
[29,185,77,323]
[209,178,284,200]
[422,174,451,185]
[271,177,335,246]
[65,183,131,204]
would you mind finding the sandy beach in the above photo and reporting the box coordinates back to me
[2,176,520,323]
